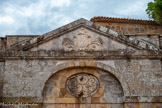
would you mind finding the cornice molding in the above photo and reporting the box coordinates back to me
[1,50,162,60]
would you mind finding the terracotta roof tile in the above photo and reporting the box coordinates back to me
[90,16,159,25]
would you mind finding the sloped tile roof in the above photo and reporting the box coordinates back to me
[90,16,159,25]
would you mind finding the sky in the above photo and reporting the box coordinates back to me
[0,0,153,36]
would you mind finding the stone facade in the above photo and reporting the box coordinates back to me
[91,16,162,50]
[0,18,162,108]
[91,16,162,34]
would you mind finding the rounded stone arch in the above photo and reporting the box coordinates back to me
[42,60,125,104]
[42,61,124,93]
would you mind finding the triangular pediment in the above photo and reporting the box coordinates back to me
[11,18,159,51]
[30,27,135,51]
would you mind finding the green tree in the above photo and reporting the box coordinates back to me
[146,0,162,24]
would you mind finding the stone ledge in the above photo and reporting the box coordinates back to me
[0,50,162,60]
[0,97,43,103]
[1,96,162,103]
[125,96,162,103]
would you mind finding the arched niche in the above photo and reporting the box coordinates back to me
[42,67,124,105]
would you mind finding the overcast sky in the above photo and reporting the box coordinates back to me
[0,0,153,36]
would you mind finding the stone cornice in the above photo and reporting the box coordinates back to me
[1,96,162,103]
[0,50,162,60]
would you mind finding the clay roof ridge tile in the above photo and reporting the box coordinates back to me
[90,16,159,25]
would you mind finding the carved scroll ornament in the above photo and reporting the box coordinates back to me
[62,28,103,51]
[66,74,100,98]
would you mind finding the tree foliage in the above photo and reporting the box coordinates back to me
[146,0,162,24]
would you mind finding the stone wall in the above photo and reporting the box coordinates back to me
[0,18,162,108]
[90,17,162,49]
[124,103,162,108]
[0,62,4,102]
[42,103,162,108]
[0,37,6,50]
[2,60,162,103]
[90,17,162,35]
[126,34,160,48]
[6,35,38,49]
[94,22,162,35]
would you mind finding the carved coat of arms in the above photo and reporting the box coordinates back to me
[62,28,103,51]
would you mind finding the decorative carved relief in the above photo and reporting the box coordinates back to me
[66,74,100,97]
[62,28,103,51]
[62,38,74,50]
